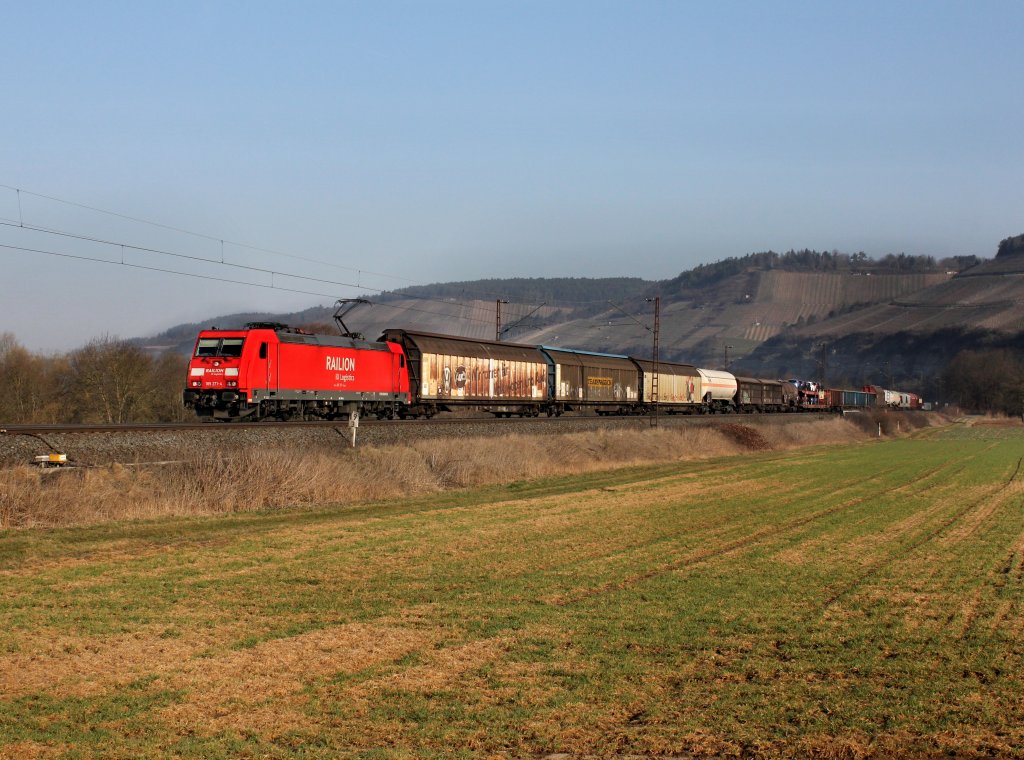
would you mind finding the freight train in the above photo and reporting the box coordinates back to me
[182,322,923,422]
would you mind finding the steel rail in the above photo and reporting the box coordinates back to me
[0,412,829,436]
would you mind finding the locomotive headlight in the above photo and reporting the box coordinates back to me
[227,381,237,387]
[191,380,201,387]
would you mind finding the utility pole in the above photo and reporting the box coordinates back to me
[816,342,829,382]
[724,344,733,371]
[607,298,660,426]
[646,296,660,427]
[495,299,508,341]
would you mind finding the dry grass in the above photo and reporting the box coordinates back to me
[0,415,944,529]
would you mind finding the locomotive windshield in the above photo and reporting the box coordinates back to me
[195,337,245,358]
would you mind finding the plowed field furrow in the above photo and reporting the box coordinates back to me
[548,462,942,607]
[818,451,1005,609]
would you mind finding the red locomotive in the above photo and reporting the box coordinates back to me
[183,322,410,421]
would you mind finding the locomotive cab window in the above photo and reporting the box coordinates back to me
[259,342,268,359]
[195,338,245,357]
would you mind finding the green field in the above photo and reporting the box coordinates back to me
[2,424,1023,758]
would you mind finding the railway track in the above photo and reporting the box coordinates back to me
[0,412,838,470]
[0,411,827,437]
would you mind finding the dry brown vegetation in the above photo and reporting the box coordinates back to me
[0,333,189,424]
[1,414,940,529]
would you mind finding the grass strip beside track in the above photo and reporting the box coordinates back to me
[1,426,1023,758]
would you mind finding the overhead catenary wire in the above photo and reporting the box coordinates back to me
[0,182,424,286]
[2,230,649,341]
[0,218,526,324]
[0,240,505,329]
[0,182,647,331]
[0,185,561,317]
[0,183,654,307]
[0,183,562,304]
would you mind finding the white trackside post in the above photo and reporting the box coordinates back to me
[348,410,360,447]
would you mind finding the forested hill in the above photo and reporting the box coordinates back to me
[996,233,1024,258]
[664,249,980,296]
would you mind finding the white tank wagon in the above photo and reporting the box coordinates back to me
[696,368,739,412]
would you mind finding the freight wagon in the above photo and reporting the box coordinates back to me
[632,359,704,413]
[697,368,738,413]
[822,388,876,412]
[863,385,923,410]
[541,347,639,416]
[791,380,826,409]
[735,377,795,413]
[379,329,549,418]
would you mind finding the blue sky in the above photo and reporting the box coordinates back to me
[2,1,1021,350]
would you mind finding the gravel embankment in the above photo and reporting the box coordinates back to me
[0,413,819,469]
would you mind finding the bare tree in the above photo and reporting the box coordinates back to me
[0,333,62,423]
[63,337,155,423]
[151,351,191,422]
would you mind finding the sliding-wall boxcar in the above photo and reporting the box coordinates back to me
[735,377,794,413]
[379,329,548,417]
[632,359,704,413]
[541,347,639,415]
